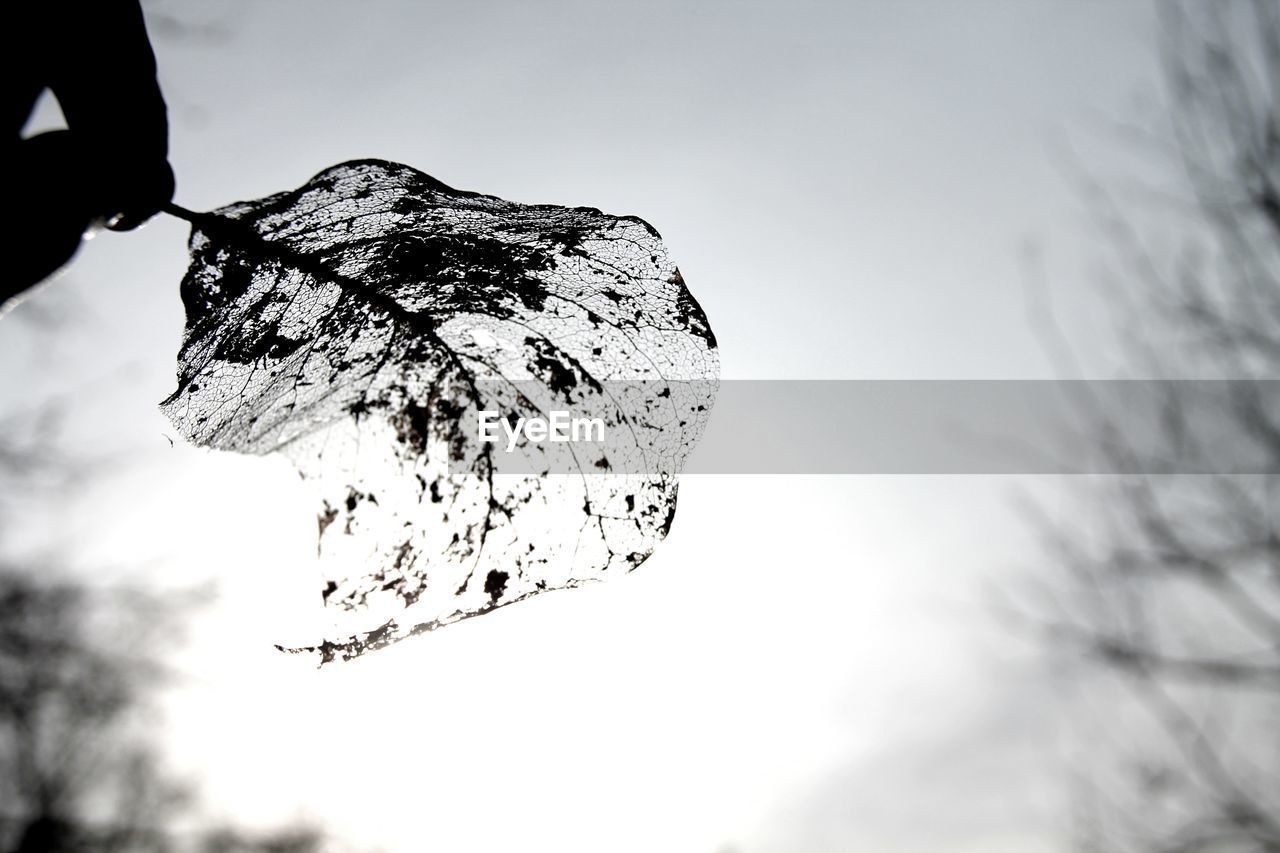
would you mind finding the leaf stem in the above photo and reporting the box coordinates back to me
[161,202,204,224]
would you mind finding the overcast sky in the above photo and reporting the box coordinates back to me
[2,1,1172,850]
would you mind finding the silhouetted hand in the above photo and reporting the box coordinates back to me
[6,0,175,303]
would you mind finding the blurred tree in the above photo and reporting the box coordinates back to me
[1023,2,1279,851]
[0,570,188,852]
[0,415,330,852]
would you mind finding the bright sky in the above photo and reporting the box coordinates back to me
[1,1,1169,850]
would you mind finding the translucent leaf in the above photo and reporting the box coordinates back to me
[161,160,719,663]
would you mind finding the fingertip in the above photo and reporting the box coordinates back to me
[103,160,176,231]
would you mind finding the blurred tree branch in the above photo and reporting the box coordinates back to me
[1020,2,1280,851]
